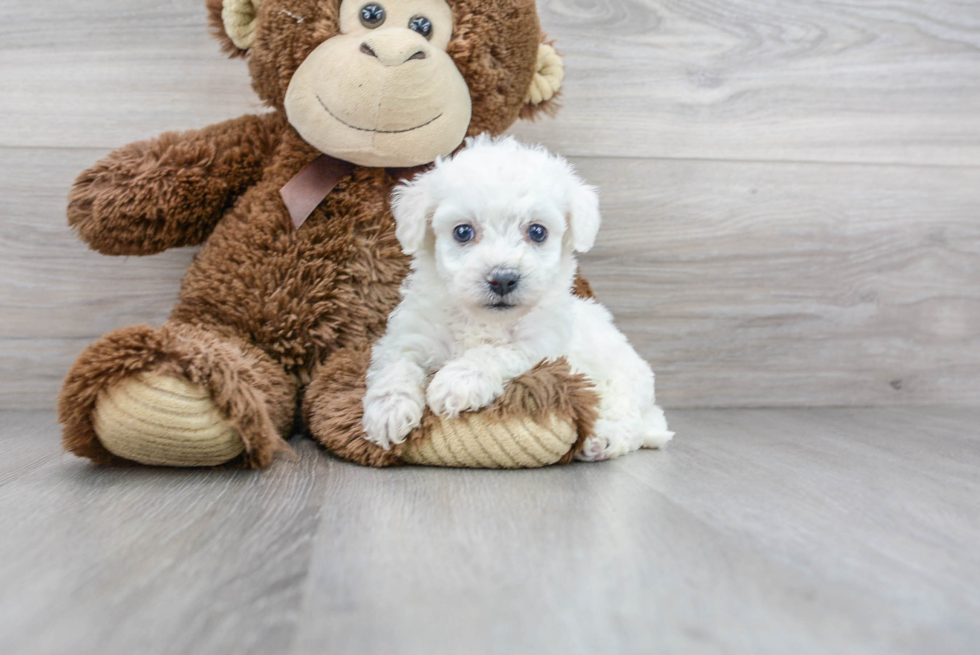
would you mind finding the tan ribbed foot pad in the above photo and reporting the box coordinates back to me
[92,372,243,467]
[400,411,578,469]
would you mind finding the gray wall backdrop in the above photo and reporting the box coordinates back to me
[1,0,979,409]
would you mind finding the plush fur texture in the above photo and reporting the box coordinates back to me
[364,137,673,460]
[67,113,280,256]
[59,0,582,467]
[59,321,296,468]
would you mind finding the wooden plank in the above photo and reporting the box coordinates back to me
[292,406,980,655]
[576,157,980,407]
[0,338,95,410]
[0,0,260,149]
[1,0,979,165]
[4,148,977,408]
[515,0,980,165]
[0,407,976,654]
[0,431,329,655]
[0,147,191,341]
[0,411,61,488]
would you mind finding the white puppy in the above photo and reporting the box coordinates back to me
[362,135,673,461]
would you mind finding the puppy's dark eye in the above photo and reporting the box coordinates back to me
[453,224,475,243]
[408,15,432,39]
[360,4,386,28]
[528,224,548,243]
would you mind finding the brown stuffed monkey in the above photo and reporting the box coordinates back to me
[58,0,598,469]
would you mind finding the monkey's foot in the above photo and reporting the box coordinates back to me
[59,322,296,468]
[92,371,243,467]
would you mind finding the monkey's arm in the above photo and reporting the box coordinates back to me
[68,113,282,256]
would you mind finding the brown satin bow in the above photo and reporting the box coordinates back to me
[279,154,429,229]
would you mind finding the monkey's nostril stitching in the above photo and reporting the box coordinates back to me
[406,51,427,61]
[360,43,378,58]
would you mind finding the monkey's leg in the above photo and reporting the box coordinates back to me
[59,321,296,468]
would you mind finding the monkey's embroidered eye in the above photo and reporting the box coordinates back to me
[528,224,548,243]
[408,15,433,39]
[453,224,475,243]
[360,4,386,28]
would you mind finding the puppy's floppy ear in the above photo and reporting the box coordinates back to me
[391,178,434,255]
[567,180,601,253]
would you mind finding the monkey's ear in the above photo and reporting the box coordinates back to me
[566,180,601,253]
[521,40,565,121]
[207,0,262,57]
[391,178,436,256]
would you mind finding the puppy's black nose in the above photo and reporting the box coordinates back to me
[487,271,520,297]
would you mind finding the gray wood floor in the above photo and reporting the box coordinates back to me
[1,407,977,655]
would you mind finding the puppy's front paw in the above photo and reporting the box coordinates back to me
[426,360,503,418]
[362,386,425,450]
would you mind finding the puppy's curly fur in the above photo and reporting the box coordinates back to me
[364,136,673,460]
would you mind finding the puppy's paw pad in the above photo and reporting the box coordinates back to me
[426,363,502,417]
[363,391,425,450]
[575,435,612,462]
[576,419,640,461]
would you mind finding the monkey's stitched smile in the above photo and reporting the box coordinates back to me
[316,95,442,134]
